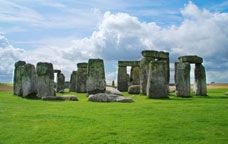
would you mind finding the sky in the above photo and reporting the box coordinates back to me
[0,0,228,84]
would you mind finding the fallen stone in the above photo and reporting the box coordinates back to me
[41,96,78,101]
[88,93,133,103]
[105,87,123,96]
[128,85,140,94]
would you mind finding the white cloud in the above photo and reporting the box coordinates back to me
[0,33,24,82]
[1,2,228,83]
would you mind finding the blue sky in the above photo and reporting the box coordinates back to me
[0,0,228,83]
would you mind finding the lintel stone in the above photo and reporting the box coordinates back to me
[141,50,169,59]
[54,69,61,74]
[118,61,140,67]
[178,55,203,64]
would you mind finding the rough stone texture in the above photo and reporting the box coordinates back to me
[139,57,155,95]
[87,59,106,94]
[178,55,203,64]
[141,50,169,59]
[112,80,115,87]
[128,85,140,94]
[194,64,207,96]
[175,62,191,97]
[88,93,134,103]
[42,95,78,101]
[118,61,140,67]
[76,63,87,93]
[130,66,140,85]
[117,66,128,92]
[106,86,123,96]
[36,62,55,98]
[57,73,65,93]
[147,61,168,98]
[14,61,26,96]
[21,63,37,98]
[69,71,77,92]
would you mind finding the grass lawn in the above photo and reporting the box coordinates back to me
[0,86,228,144]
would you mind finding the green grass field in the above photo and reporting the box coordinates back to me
[0,86,228,144]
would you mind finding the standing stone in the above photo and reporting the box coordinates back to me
[87,59,106,94]
[57,73,65,93]
[140,50,169,95]
[70,71,77,92]
[14,61,26,96]
[112,80,115,87]
[147,61,168,98]
[139,57,154,95]
[36,62,55,97]
[117,66,128,92]
[21,63,37,98]
[76,63,87,93]
[130,66,140,85]
[175,62,191,97]
[194,64,207,96]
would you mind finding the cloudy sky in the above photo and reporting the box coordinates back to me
[0,0,228,84]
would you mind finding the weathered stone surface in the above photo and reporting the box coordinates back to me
[128,85,140,94]
[21,63,37,98]
[41,95,78,101]
[69,71,77,92]
[13,61,26,96]
[130,66,140,85]
[36,62,55,97]
[147,61,168,98]
[112,80,115,87]
[178,55,203,64]
[194,64,207,96]
[88,93,134,103]
[106,86,123,96]
[117,66,128,92]
[87,59,106,94]
[36,62,54,79]
[77,63,88,68]
[139,57,155,95]
[118,61,140,67]
[57,73,65,92]
[140,50,170,95]
[175,62,191,97]
[141,50,169,59]
[76,63,87,93]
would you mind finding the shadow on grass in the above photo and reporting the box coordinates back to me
[195,95,228,99]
